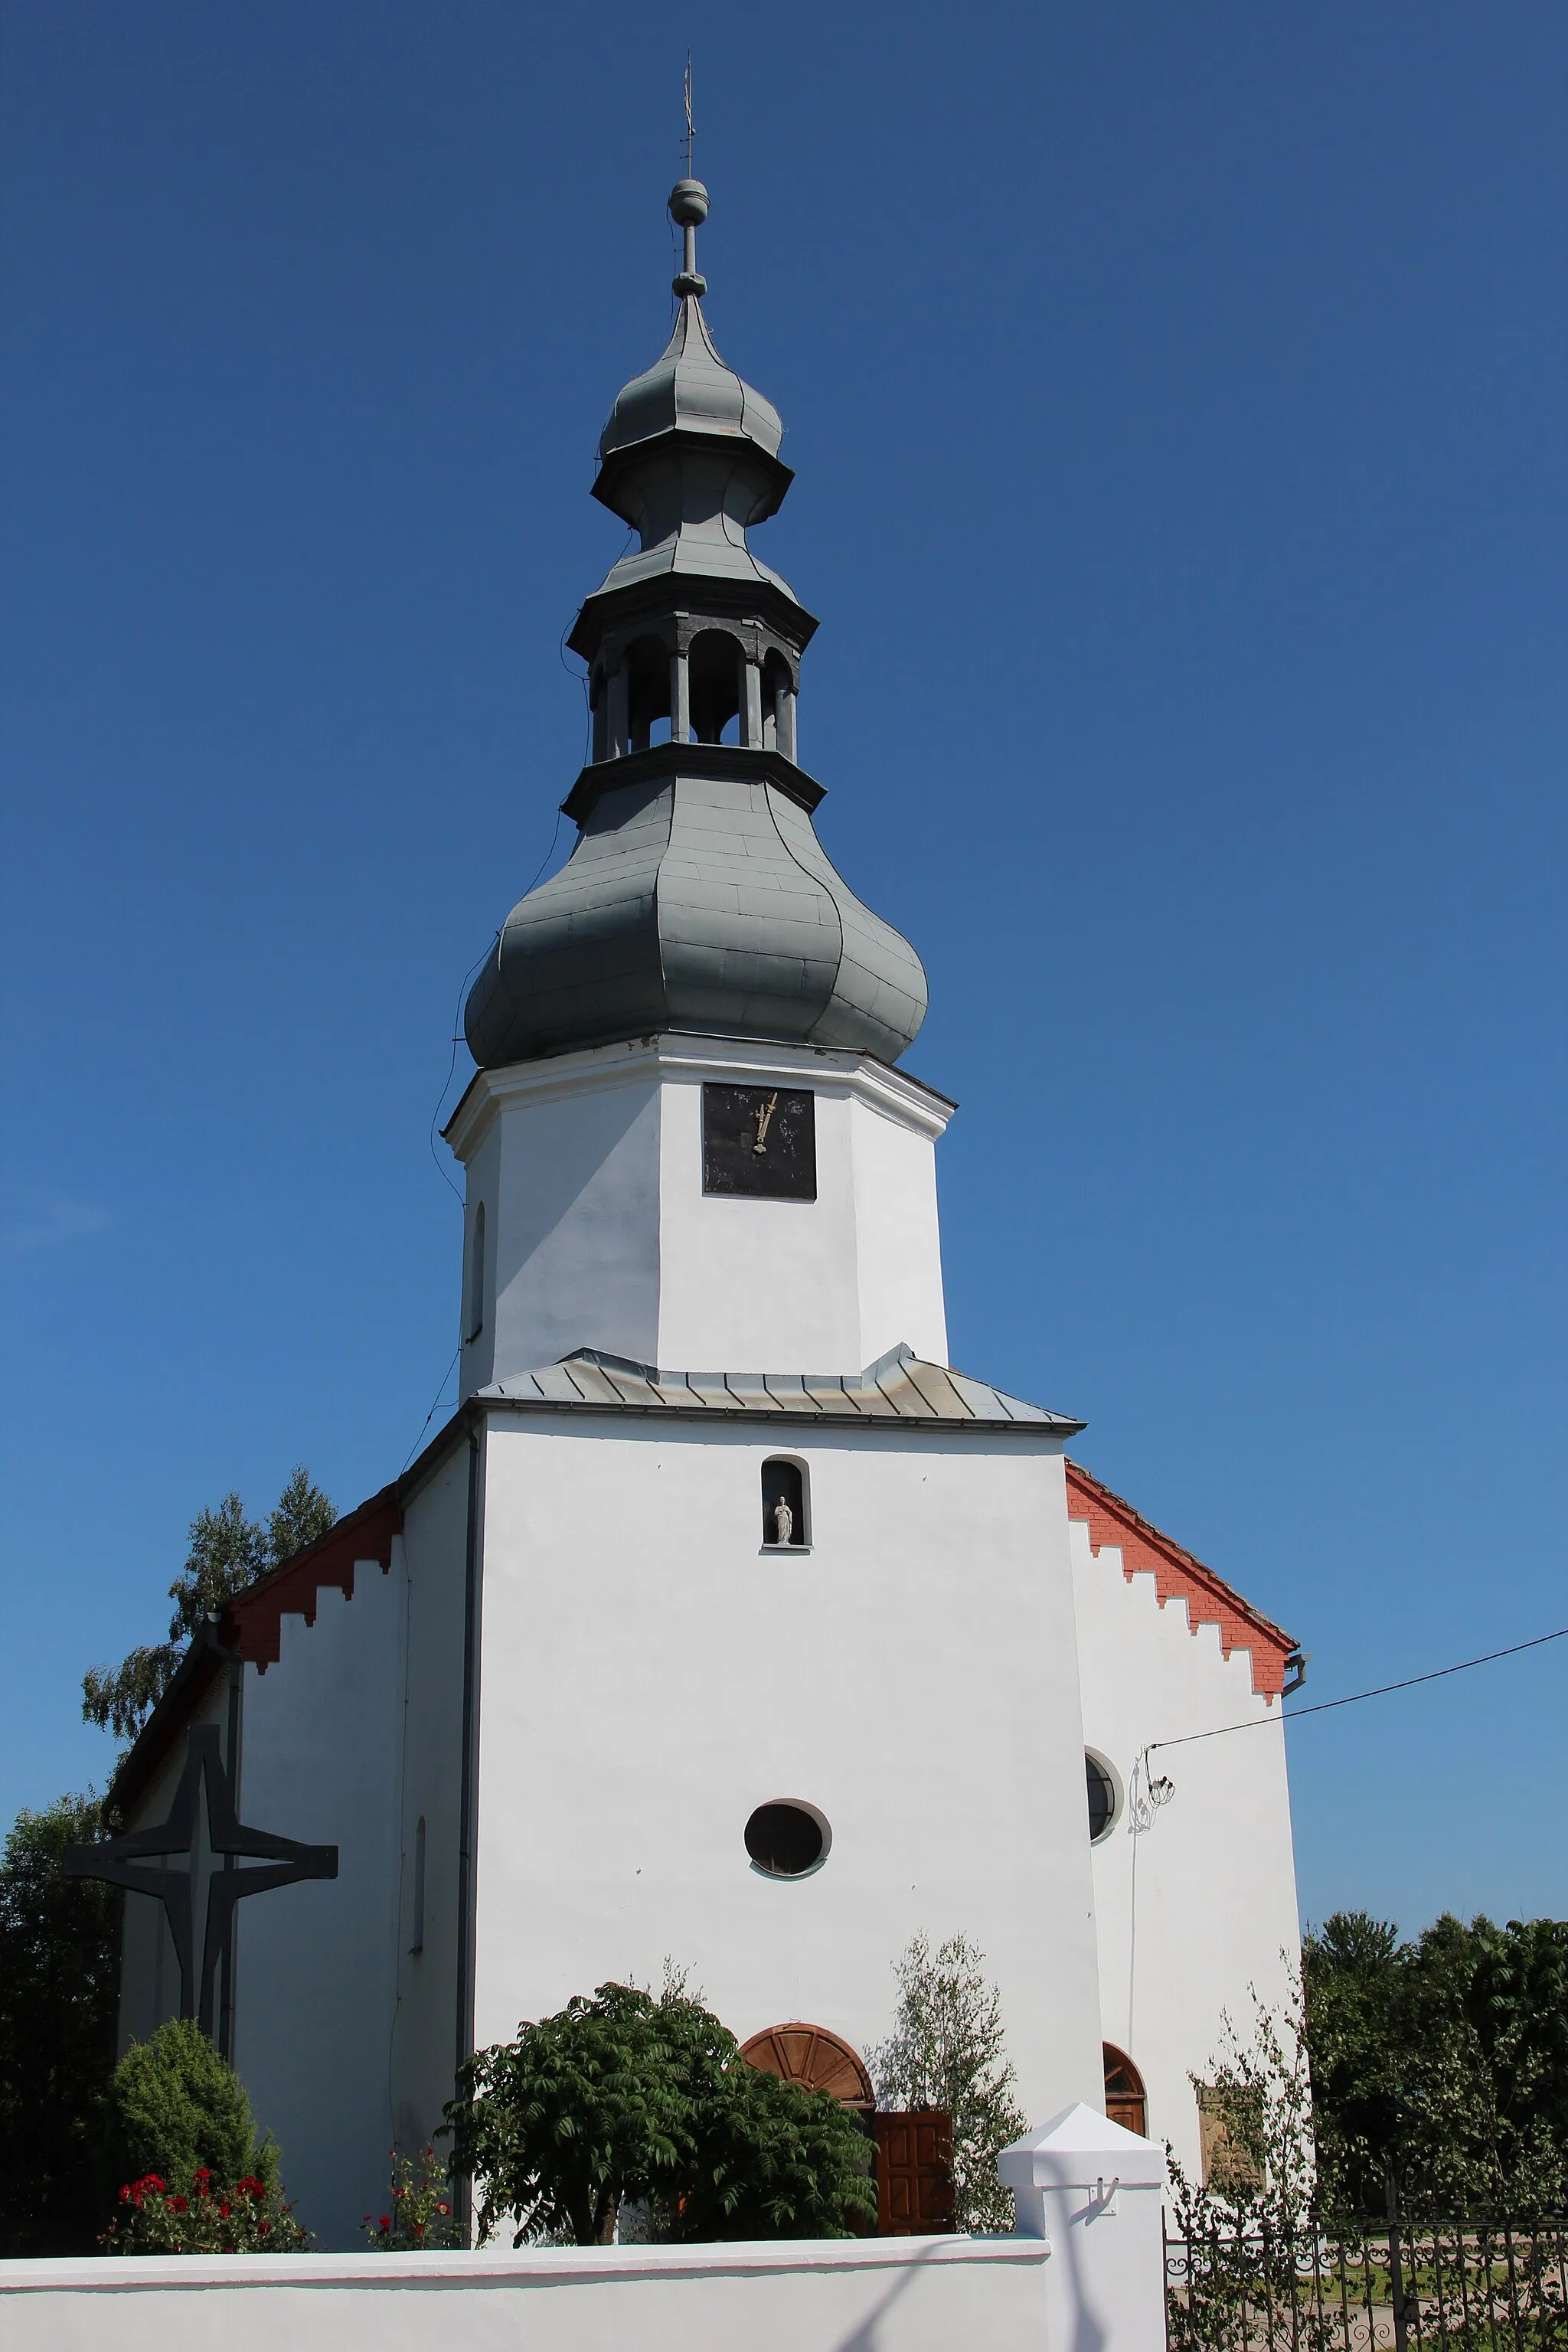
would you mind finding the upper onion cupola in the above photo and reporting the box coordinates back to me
[587,180,796,603]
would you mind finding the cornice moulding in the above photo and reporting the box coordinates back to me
[443,1034,956,1161]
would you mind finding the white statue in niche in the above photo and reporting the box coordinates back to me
[770,1497,794,1547]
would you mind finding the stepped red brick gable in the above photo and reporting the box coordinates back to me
[1066,1461,1298,1701]
[227,1485,403,1671]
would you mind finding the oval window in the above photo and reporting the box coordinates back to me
[1086,1753,1117,1844]
[745,1802,827,1878]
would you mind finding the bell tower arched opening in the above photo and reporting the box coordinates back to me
[688,628,743,744]
[625,632,672,750]
[760,647,795,760]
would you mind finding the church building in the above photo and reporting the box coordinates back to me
[97,178,1305,2249]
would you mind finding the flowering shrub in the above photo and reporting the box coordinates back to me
[103,2166,311,2254]
[361,2145,466,2249]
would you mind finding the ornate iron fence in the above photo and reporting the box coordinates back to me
[1165,2213,1568,2350]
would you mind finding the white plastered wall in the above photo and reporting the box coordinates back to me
[1070,1515,1302,2180]
[448,1034,949,1392]
[469,1413,1103,2128]
[231,1544,407,2249]
[386,1440,473,2169]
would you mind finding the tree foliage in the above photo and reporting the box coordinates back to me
[1304,1908,1568,2214]
[867,1931,1027,2232]
[0,1791,122,2255]
[444,1978,875,2247]
[82,1470,335,1742]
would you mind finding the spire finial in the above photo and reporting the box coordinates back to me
[670,54,708,299]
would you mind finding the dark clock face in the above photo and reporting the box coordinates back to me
[702,1084,817,1200]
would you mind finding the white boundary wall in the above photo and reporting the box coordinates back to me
[0,2237,1047,2352]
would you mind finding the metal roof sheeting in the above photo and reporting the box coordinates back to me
[478,1343,1082,1433]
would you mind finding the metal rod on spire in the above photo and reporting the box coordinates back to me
[669,64,708,301]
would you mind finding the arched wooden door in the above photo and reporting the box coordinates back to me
[740,2022,874,2109]
[1103,2043,1147,2135]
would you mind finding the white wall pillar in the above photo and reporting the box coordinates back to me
[743,656,763,750]
[997,2105,1168,2352]
[778,687,797,763]
[671,648,690,745]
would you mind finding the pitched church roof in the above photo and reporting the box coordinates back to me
[1065,1459,1299,1700]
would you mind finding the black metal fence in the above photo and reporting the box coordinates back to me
[1165,2213,1568,2350]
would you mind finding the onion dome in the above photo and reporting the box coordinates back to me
[597,289,786,474]
[462,748,928,1070]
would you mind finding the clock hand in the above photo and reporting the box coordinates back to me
[753,1093,779,1154]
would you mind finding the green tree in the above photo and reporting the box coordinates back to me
[444,1979,874,2246]
[1303,1909,1568,2215]
[868,1931,1027,2232]
[82,1470,335,1743]
[106,2017,280,2192]
[1299,1909,1406,2211]
[0,1791,122,2255]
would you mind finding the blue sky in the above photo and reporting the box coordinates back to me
[2,2,1563,1939]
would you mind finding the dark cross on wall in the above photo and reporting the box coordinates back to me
[64,1725,337,2040]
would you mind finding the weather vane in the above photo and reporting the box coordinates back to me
[669,54,709,299]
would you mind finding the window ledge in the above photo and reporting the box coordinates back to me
[759,1542,812,1555]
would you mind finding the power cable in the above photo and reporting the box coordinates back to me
[1148,1625,1568,1756]
[400,1348,461,1475]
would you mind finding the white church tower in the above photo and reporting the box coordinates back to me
[96,176,1302,2251]
[438,165,1106,2129]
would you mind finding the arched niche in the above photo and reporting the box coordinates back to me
[761,1455,808,1547]
[465,1202,486,1342]
[740,2022,874,2110]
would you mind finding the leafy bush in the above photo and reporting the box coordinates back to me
[362,2145,466,2249]
[444,1978,875,2246]
[103,2167,310,2253]
[107,2017,279,2194]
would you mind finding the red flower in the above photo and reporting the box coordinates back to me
[218,2203,230,2219]
[436,2202,450,2216]
[192,2167,211,2182]
[168,2195,188,2213]
[236,2176,266,2197]
[378,2215,391,2231]
[259,2221,272,2236]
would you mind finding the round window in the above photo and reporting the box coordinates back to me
[1086,1753,1117,1844]
[745,1802,828,1878]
